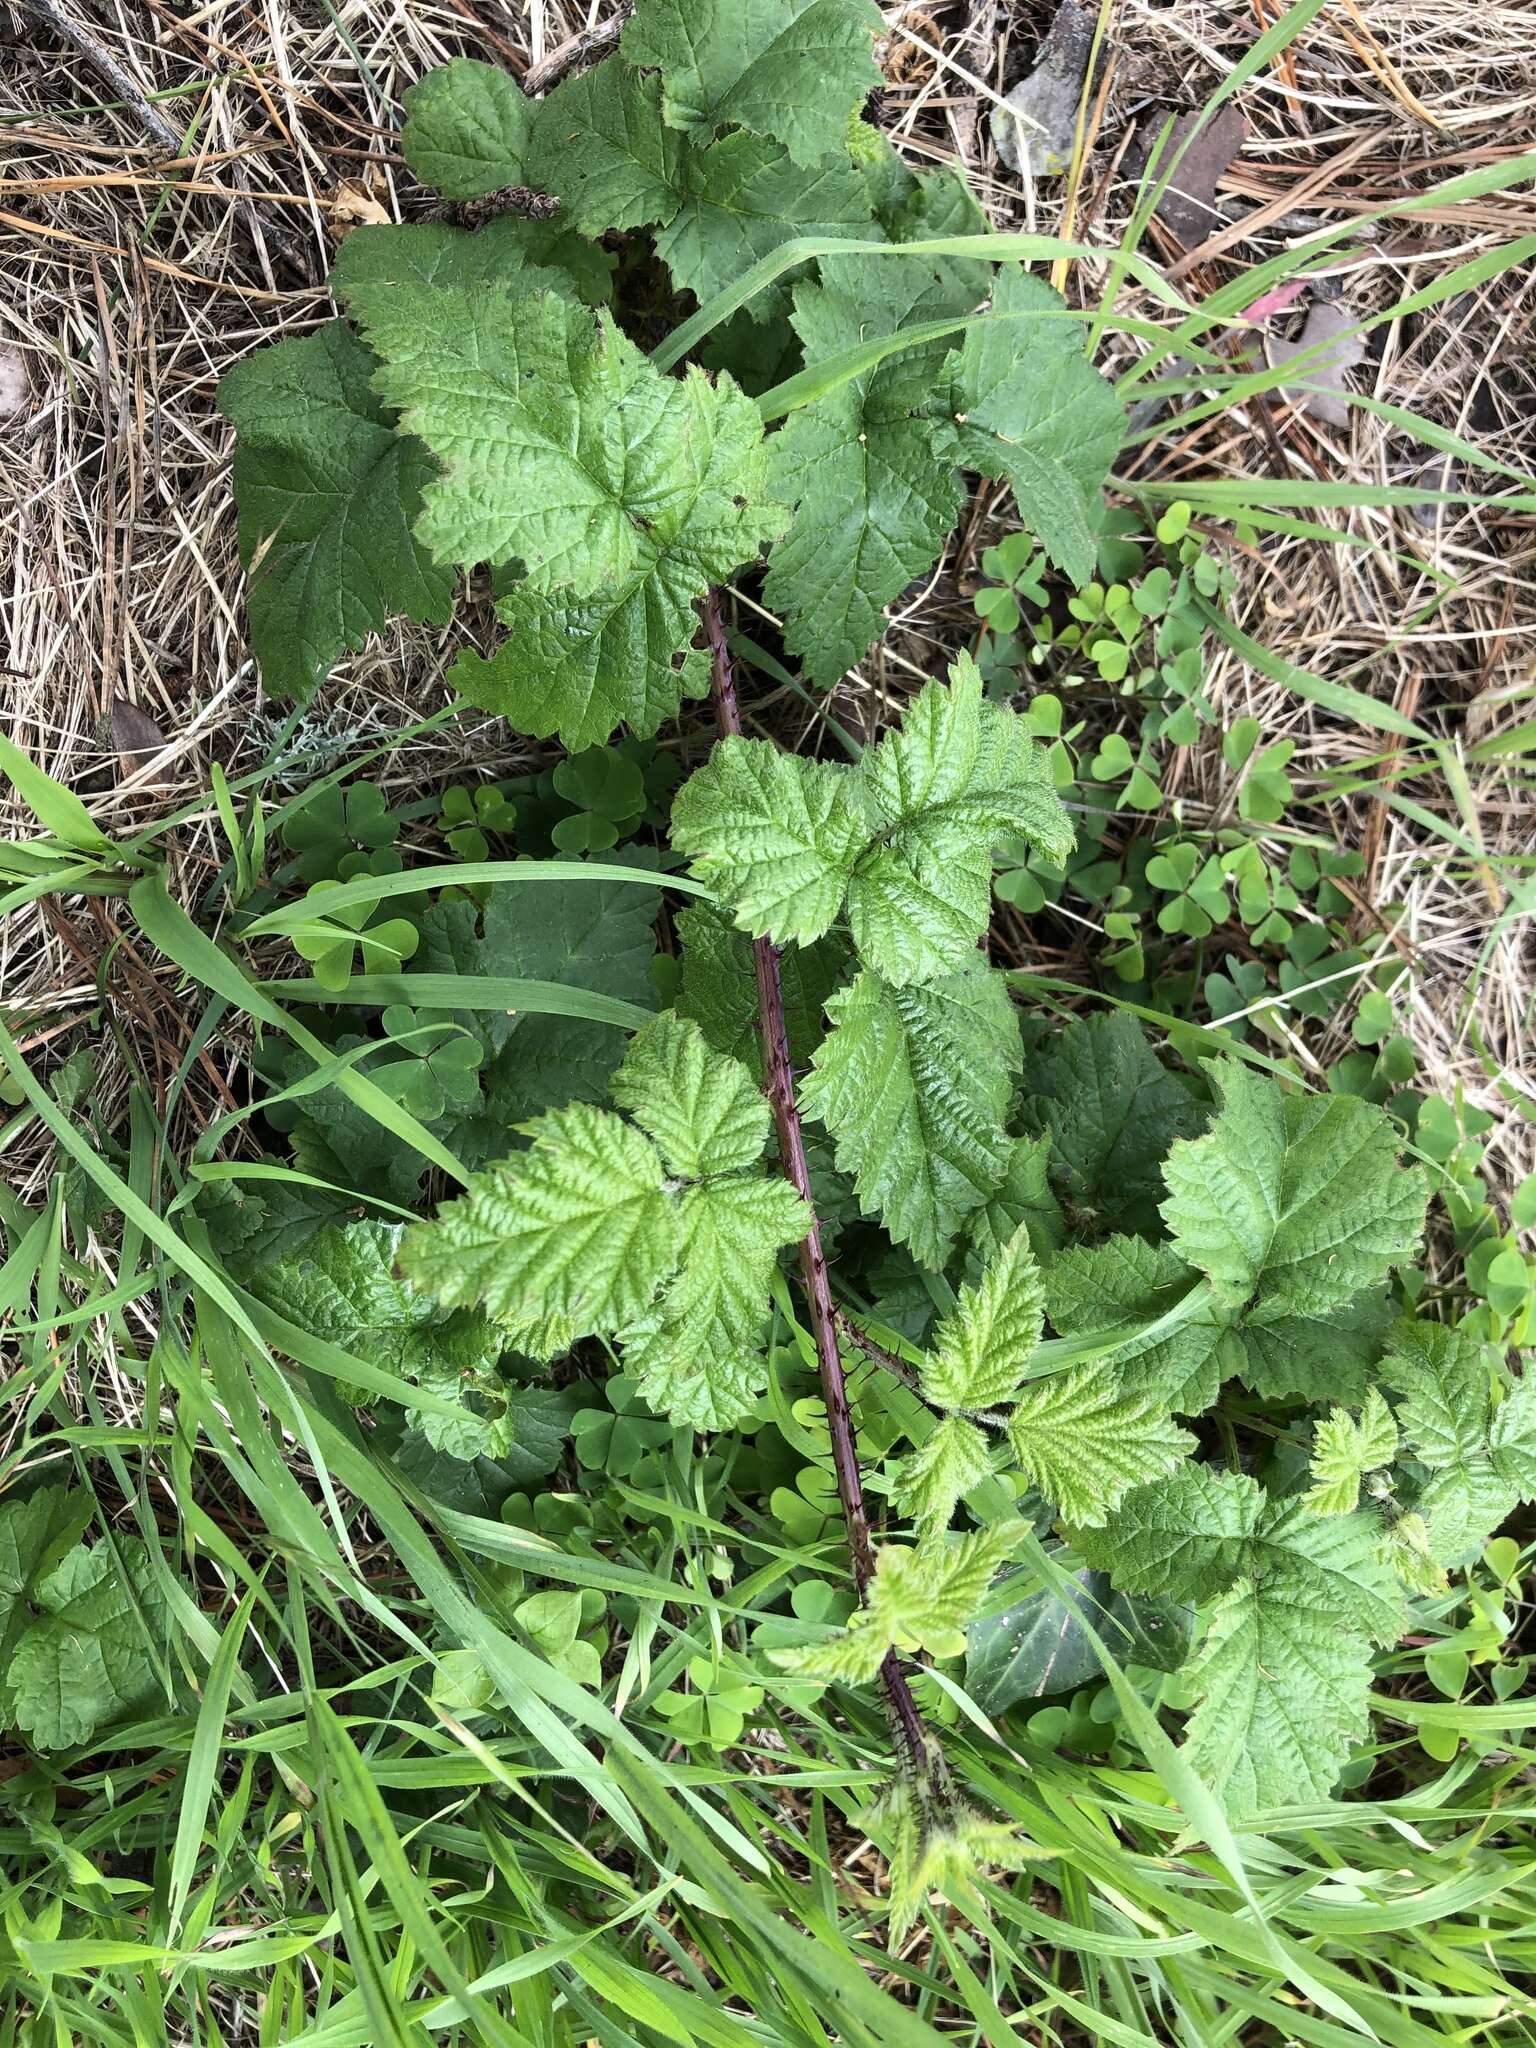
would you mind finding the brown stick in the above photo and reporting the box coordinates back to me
[702,591,929,1770]
[522,6,633,96]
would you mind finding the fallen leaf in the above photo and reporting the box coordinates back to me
[0,346,29,420]
[1149,106,1248,247]
[327,179,392,234]
[1265,299,1365,427]
[992,0,1094,179]
[109,697,169,767]
[1240,279,1307,324]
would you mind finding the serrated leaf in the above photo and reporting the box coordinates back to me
[402,59,533,197]
[778,1525,1017,1679]
[251,1219,502,1407]
[671,736,870,945]
[1073,1466,1264,1604]
[625,1175,811,1428]
[1234,1292,1390,1405]
[1161,1059,1428,1318]
[676,901,845,1076]
[654,130,872,317]
[397,1100,675,1341]
[532,58,685,234]
[938,267,1123,585]
[1043,1235,1232,1413]
[0,1488,93,1691]
[801,965,1020,1268]
[845,656,1072,982]
[1305,1388,1397,1517]
[922,1225,1044,1410]
[5,1541,166,1749]
[622,0,881,165]
[1007,1363,1194,1526]
[331,214,612,311]
[1181,1569,1373,1817]
[892,1415,995,1539]
[1028,1011,1207,1238]
[217,322,455,705]
[611,1012,772,1177]
[964,1133,1066,1266]
[1382,1319,1536,1560]
[762,259,971,684]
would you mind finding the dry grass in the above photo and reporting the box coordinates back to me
[2,0,1533,1219]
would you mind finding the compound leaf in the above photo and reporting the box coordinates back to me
[1382,1319,1536,1560]
[801,965,1020,1269]
[1305,1388,1398,1516]
[892,1416,996,1540]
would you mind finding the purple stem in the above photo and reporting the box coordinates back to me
[703,592,929,1770]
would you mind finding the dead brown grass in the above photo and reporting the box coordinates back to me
[1,0,1533,1227]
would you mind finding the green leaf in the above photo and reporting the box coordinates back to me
[1305,1388,1397,1516]
[676,901,844,1076]
[762,259,970,684]
[610,1011,772,1177]
[778,1526,1017,1679]
[0,1488,92,1689]
[1181,1568,1374,1817]
[1073,1466,1265,1604]
[4,1539,165,1749]
[402,58,534,196]
[965,1556,1190,1713]
[353,296,780,733]
[1233,1292,1390,1405]
[623,1174,810,1428]
[622,0,881,165]
[671,736,870,945]
[531,58,685,235]
[1382,1318,1536,1560]
[397,1100,676,1344]
[653,130,871,317]
[1006,1363,1195,1527]
[250,1220,503,1408]
[937,268,1124,586]
[845,656,1072,983]
[922,1225,1044,1411]
[1161,1058,1428,1318]
[891,1415,995,1540]
[330,215,605,306]
[216,322,455,705]
[801,965,1020,1268]
[1043,1236,1232,1414]
[1028,1012,1207,1238]
[964,1133,1066,1265]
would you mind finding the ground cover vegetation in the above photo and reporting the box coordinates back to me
[2,0,1535,2041]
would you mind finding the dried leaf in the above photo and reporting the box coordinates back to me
[109,697,169,766]
[1266,299,1365,428]
[1150,106,1247,247]
[0,345,29,420]
[991,1,1094,179]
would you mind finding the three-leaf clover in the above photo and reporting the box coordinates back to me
[376,1006,484,1120]
[290,883,420,991]
[1145,841,1229,937]
[436,782,519,862]
[282,779,400,882]
[551,746,648,852]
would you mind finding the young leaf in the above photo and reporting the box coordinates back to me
[671,737,870,945]
[1161,1058,1428,1319]
[801,965,1020,1269]
[611,1011,773,1177]
[622,0,882,165]
[1006,1363,1195,1527]
[397,1100,676,1343]
[1305,1388,1397,1516]
[921,1224,1044,1411]
[778,1525,1017,1679]
[892,1416,995,1540]
[936,268,1124,587]
[217,322,455,705]
[845,657,1072,983]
